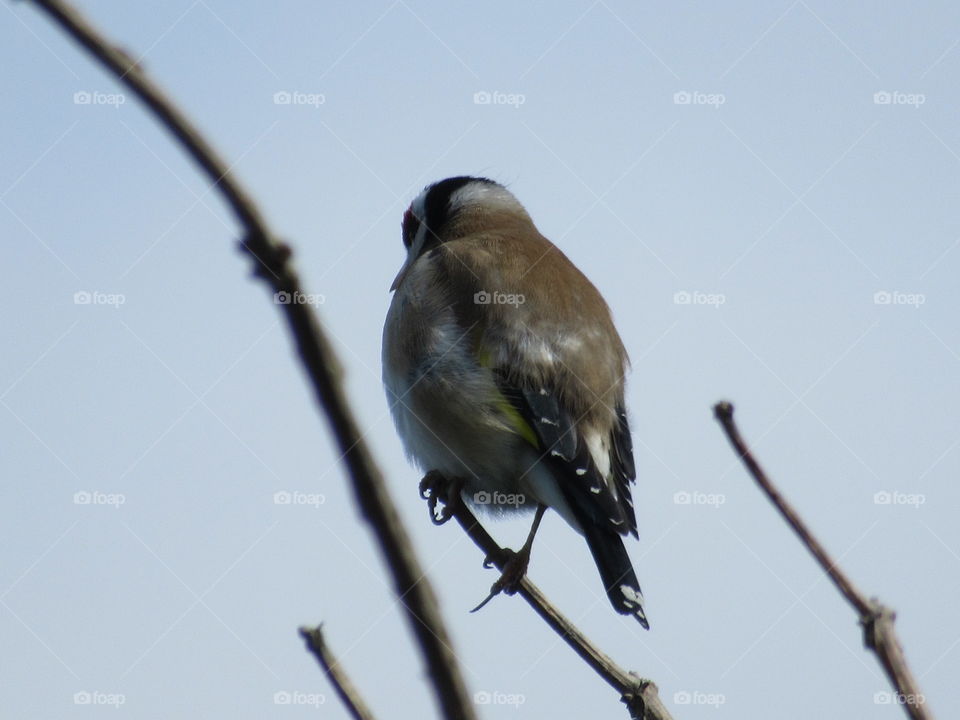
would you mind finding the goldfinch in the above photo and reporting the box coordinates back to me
[382,176,648,628]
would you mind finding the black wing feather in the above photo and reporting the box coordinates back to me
[492,370,632,535]
[611,406,638,538]
[493,371,648,627]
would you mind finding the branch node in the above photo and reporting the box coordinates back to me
[239,232,291,282]
[860,598,894,650]
[712,400,734,421]
[715,401,934,720]
[620,675,648,718]
[299,624,377,720]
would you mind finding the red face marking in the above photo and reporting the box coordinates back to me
[401,207,419,248]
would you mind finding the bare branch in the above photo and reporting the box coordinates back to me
[713,401,934,720]
[299,625,377,720]
[22,2,477,718]
[421,475,675,720]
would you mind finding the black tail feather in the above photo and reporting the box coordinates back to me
[582,524,649,629]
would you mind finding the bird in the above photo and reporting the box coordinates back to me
[382,176,648,629]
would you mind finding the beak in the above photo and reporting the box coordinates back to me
[390,260,411,292]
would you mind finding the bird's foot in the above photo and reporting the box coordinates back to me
[418,471,463,525]
[471,546,530,612]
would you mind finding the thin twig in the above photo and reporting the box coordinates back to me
[421,476,674,720]
[22,2,477,718]
[713,401,933,720]
[299,625,377,720]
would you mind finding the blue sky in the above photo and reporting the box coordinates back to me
[2,1,959,718]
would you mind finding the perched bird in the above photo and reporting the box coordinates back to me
[382,176,648,628]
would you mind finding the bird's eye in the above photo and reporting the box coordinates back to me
[402,208,420,248]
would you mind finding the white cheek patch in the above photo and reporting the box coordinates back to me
[411,191,427,218]
[410,221,430,261]
[403,191,431,263]
[449,182,524,215]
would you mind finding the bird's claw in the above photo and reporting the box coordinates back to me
[470,588,499,613]
[470,547,529,612]
[481,548,513,569]
[419,471,463,526]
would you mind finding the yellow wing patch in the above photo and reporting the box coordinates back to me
[496,395,540,448]
[477,346,540,449]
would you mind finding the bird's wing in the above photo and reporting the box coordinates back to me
[491,368,637,537]
[432,234,638,537]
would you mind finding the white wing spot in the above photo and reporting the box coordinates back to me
[585,430,612,479]
[576,468,588,476]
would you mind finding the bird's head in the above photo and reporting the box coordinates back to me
[391,176,530,291]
